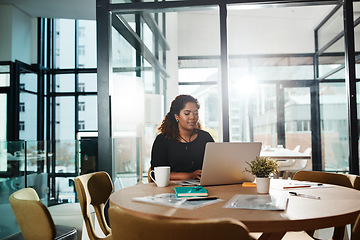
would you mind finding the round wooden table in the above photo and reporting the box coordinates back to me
[109,180,360,240]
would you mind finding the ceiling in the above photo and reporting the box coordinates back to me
[0,0,96,20]
[0,0,338,23]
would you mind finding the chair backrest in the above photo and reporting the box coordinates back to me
[74,171,113,240]
[148,167,153,183]
[108,206,253,240]
[293,145,300,152]
[293,170,359,189]
[9,188,56,240]
[303,148,312,155]
[352,213,360,240]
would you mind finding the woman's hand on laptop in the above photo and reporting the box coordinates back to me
[192,170,202,179]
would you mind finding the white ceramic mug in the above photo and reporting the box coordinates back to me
[150,166,170,187]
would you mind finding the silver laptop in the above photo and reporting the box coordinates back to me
[183,142,262,186]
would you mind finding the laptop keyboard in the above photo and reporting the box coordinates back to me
[182,179,201,185]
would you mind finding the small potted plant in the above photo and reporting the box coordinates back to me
[245,156,279,193]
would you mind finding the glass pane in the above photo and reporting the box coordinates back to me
[20,70,37,92]
[355,19,360,75]
[0,65,10,87]
[55,177,76,203]
[113,137,139,188]
[56,97,75,140]
[26,140,48,201]
[143,19,154,54]
[318,6,343,51]
[178,9,220,56]
[19,92,37,140]
[143,65,155,93]
[79,138,98,175]
[78,73,97,92]
[249,56,314,81]
[179,67,219,83]
[55,140,77,174]
[0,94,6,141]
[320,82,349,171]
[318,54,345,79]
[55,19,75,69]
[56,74,75,92]
[78,20,97,68]
[355,2,360,20]
[253,84,277,147]
[284,87,312,169]
[112,27,136,68]
[0,140,26,237]
[78,95,98,131]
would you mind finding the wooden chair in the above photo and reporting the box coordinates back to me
[283,171,360,240]
[352,213,360,240]
[293,170,359,190]
[9,188,77,240]
[148,167,153,183]
[74,171,113,240]
[108,205,254,240]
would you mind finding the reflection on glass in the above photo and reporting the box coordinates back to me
[54,140,76,174]
[0,65,10,86]
[55,74,75,92]
[250,57,314,81]
[318,6,343,51]
[112,27,136,68]
[20,71,37,92]
[113,137,139,189]
[19,92,37,141]
[0,94,6,141]
[55,177,76,203]
[78,95,98,131]
[253,85,277,147]
[78,73,97,92]
[78,20,97,68]
[284,87,312,169]
[55,19,75,69]
[55,97,75,140]
[320,83,349,171]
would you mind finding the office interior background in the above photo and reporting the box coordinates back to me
[0,0,359,238]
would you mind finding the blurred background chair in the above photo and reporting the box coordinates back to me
[8,187,77,240]
[74,171,113,240]
[108,206,254,240]
[281,148,312,179]
[293,145,301,152]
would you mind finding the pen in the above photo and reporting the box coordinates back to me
[186,197,219,201]
[289,192,320,200]
[283,185,311,189]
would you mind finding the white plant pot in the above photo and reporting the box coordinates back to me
[256,177,270,194]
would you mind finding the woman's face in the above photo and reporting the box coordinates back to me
[175,102,199,132]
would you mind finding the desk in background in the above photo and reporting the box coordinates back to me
[260,148,311,160]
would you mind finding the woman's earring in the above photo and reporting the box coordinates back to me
[176,119,179,122]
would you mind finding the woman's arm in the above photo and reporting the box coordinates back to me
[170,170,202,180]
[150,135,169,169]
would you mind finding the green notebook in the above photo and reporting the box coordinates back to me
[174,186,208,197]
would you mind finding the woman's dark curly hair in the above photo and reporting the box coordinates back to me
[158,95,201,140]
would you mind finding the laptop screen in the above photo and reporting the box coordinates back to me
[199,142,262,186]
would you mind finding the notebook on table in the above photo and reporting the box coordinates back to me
[182,142,262,186]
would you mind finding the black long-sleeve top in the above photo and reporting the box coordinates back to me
[150,129,214,173]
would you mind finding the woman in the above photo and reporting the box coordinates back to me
[151,94,214,180]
